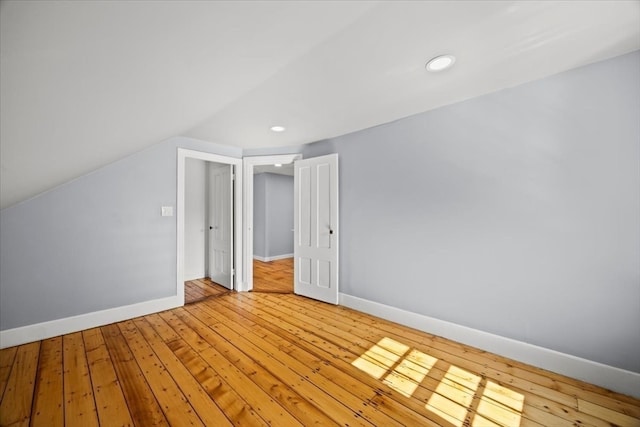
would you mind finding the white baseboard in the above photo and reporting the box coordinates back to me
[253,253,293,262]
[0,296,182,349]
[339,293,640,398]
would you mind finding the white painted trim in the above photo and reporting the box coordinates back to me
[242,154,302,292]
[339,293,640,398]
[253,253,294,262]
[0,296,181,349]
[177,149,243,297]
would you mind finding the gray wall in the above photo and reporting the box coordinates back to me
[184,158,207,281]
[303,51,640,373]
[253,173,294,259]
[253,173,267,258]
[0,136,241,330]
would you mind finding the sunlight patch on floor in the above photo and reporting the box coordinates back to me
[351,337,410,379]
[351,337,525,427]
[426,365,481,427]
[383,349,438,398]
[473,381,524,427]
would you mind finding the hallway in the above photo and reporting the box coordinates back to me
[253,258,293,293]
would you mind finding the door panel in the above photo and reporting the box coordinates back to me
[299,257,312,285]
[294,154,338,304]
[298,166,312,247]
[318,260,331,288]
[208,164,233,289]
[317,163,332,249]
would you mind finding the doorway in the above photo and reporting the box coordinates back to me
[177,149,243,305]
[243,154,301,293]
[252,164,295,293]
[183,159,234,303]
[243,153,339,304]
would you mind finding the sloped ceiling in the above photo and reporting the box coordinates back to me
[1,1,639,209]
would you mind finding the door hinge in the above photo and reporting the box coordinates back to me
[232,174,236,181]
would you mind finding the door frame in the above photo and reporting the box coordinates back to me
[177,148,243,303]
[242,154,302,292]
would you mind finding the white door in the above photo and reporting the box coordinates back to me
[208,163,233,289]
[294,154,339,304]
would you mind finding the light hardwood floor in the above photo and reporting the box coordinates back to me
[1,293,639,426]
[253,257,293,293]
[184,277,230,304]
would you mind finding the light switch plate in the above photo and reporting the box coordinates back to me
[161,206,174,217]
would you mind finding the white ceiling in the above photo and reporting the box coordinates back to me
[1,1,639,209]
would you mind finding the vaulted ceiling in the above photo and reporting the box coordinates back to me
[1,1,639,209]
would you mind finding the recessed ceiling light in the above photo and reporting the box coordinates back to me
[270,125,286,132]
[425,54,456,72]
[274,164,282,167]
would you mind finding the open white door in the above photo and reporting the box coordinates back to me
[208,163,233,289]
[294,154,338,304]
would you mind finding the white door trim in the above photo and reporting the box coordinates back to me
[177,148,243,302]
[242,154,302,292]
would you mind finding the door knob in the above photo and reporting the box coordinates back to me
[329,229,334,235]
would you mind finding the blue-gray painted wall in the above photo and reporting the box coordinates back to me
[0,137,241,330]
[253,173,267,258]
[302,51,640,373]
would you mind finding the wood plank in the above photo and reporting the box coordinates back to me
[30,337,64,427]
[145,313,180,343]
[578,399,640,427]
[184,278,229,304]
[187,280,209,291]
[162,309,306,426]
[184,282,208,304]
[132,317,234,427]
[253,258,293,293]
[62,332,99,426]
[185,286,207,298]
[0,346,18,402]
[191,279,220,292]
[101,323,169,427]
[173,305,389,427]
[185,287,204,300]
[0,342,40,427]
[167,337,269,427]
[191,302,442,427]
[181,305,341,427]
[82,328,134,427]
[117,320,205,427]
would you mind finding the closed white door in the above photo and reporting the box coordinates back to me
[208,163,233,289]
[294,154,339,304]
